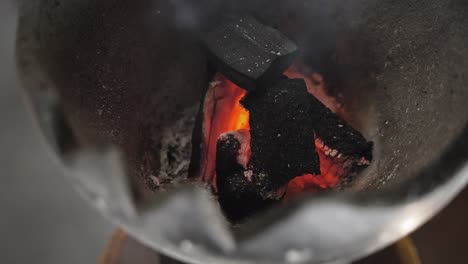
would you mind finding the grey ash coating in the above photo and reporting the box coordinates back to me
[153,106,198,186]
[241,79,321,192]
[202,15,298,91]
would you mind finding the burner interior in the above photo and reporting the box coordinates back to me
[19,0,468,220]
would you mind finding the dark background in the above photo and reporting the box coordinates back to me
[1,1,467,263]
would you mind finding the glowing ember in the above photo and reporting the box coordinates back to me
[285,137,344,199]
[191,14,374,223]
[201,63,351,197]
[199,73,249,187]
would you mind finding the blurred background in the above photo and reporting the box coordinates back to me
[1,0,468,263]
[0,1,114,264]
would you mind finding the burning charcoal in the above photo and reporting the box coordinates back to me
[242,78,321,193]
[216,130,278,223]
[308,95,373,165]
[216,129,251,173]
[188,73,249,182]
[203,15,298,91]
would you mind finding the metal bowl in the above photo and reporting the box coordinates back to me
[16,0,468,263]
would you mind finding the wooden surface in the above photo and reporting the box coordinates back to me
[100,229,165,264]
[100,229,419,264]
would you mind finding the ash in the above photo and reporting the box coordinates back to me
[156,105,198,184]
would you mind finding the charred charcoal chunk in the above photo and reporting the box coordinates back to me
[216,130,250,172]
[216,169,278,224]
[203,15,298,91]
[242,79,321,193]
[308,96,373,163]
[216,130,277,223]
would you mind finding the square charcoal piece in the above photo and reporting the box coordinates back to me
[242,78,320,192]
[203,15,298,91]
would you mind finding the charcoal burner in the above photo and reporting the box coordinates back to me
[18,0,468,263]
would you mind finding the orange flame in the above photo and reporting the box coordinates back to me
[285,139,343,199]
[200,73,249,186]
